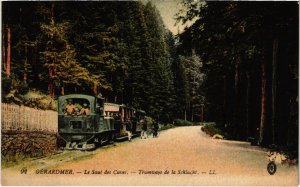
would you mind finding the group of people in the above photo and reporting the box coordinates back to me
[64,99,90,116]
[140,120,159,139]
[123,117,160,141]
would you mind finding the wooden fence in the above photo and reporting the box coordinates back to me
[1,103,58,132]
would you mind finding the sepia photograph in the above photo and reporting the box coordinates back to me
[1,0,299,186]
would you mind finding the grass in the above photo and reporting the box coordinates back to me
[201,123,224,137]
[173,119,194,126]
[159,123,175,131]
[1,149,100,171]
[3,89,57,111]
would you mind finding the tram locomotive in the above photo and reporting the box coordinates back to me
[58,94,145,150]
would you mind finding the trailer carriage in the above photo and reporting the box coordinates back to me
[104,103,146,136]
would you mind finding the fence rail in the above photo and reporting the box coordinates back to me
[1,103,58,132]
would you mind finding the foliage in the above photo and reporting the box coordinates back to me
[177,1,298,147]
[159,123,175,131]
[144,116,154,126]
[2,89,57,111]
[2,76,13,95]
[16,81,29,95]
[2,78,29,98]
[2,1,177,122]
[175,53,204,121]
[38,6,96,88]
[22,90,57,110]
[173,119,193,126]
[201,124,222,137]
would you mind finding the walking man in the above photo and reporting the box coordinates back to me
[141,119,147,139]
[125,118,132,142]
[153,120,159,138]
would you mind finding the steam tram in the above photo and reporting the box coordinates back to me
[58,94,145,150]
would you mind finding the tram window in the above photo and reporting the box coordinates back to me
[63,98,91,115]
[70,121,83,129]
[96,99,104,115]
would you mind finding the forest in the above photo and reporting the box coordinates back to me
[2,1,298,149]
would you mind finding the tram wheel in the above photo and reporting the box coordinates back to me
[267,161,277,175]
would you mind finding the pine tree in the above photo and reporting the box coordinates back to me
[38,3,95,96]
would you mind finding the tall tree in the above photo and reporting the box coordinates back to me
[177,1,298,146]
[37,3,96,97]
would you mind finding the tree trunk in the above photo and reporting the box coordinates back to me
[188,101,191,120]
[24,45,28,81]
[93,83,98,96]
[234,58,241,137]
[3,29,6,73]
[48,66,54,97]
[33,45,37,66]
[6,25,11,78]
[259,62,267,145]
[51,3,55,24]
[223,75,227,127]
[48,81,54,97]
[272,38,278,144]
[61,84,65,95]
[246,72,250,138]
[32,45,38,83]
[234,62,240,89]
[201,104,204,122]
[191,106,194,122]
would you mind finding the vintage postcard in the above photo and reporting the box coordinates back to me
[1,1,298,186]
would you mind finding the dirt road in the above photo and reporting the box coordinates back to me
[2,126,298,185]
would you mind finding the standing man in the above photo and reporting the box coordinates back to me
[140,119,147,139]
[114,113,122,131]
[153,120,159,138]
[65,99,75,115]
[80,103,90,115]
[125,118,132,142]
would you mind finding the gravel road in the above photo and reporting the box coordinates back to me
[2,126,298,186]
